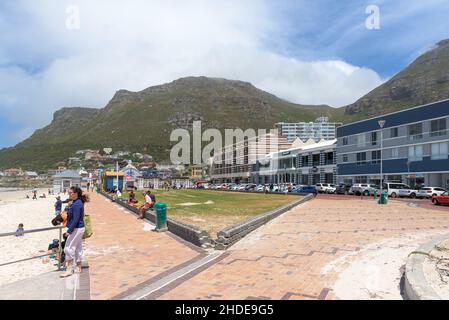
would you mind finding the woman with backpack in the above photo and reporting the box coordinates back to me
[60,186,89,278]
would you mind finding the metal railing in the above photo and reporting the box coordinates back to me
[0,226,65,270]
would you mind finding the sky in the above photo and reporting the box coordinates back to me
[1,0,449,148]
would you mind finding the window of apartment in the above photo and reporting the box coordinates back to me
[408,145,423,162]
[342,137,349,146]
[390,127,399,138]
[342,154,349,163]
[391,147,399,159]
[430,118,447,137]
[371,150,381,164]
[356,134,366,147]
[325,152,334,165]
[431,142,448,160]
[356,152,367,165]
[408,123,423,140]
[371,132,378,146]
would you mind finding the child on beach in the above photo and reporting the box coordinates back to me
[16,224,25,236]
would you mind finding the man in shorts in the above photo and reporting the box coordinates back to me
[139,191,154,219]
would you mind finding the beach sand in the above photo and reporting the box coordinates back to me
[0,189,65,287]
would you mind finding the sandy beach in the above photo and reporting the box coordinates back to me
[0,189,65,286]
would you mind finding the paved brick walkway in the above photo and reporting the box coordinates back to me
[84,193,204,300]
[154,197,449,300]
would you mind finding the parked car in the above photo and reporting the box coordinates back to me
[292,186,318,196]
[398,187,419,198]
[382,182,411,198]
[245,184,257,191]
[351,184,378,196]
[316,183,335,194]
[326,184,337,194]
[335,184,352,195]
[417,187,447,199]
[432,191,449,205]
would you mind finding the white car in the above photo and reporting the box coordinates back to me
[237,184,247,191]
[382,182,410,198]
[398,188,419,198]
[326,184,337,194]
[417,187,447,199]
[316,183,336,194]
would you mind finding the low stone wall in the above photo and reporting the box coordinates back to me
[100,191,314,250]
[201,189,307,196]
[214,194,314,250]
[99,191,213,248]
[404,233,449,300]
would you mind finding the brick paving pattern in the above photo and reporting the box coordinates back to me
[84,193,203,300]
[156,197,449,300]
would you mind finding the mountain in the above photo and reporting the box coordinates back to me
[0,77,334,170]
[2,39,449,170]
[343,39,449,120]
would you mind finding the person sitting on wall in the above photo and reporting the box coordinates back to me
[138,191,154,219]
[128,188,138,205]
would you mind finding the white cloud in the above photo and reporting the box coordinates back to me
[0,0,384,145]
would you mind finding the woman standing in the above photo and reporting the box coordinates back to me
[60,186,89,277]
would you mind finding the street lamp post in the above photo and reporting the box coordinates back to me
[378,120,386,197]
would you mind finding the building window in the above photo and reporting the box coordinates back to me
[371,150,381,164]
[356,152,367,165]
[390,127,399,138]
[371,132,378,146]
[431,142,448,160]
[430,119,447,137]
[356,134,366,147]
[342,154,348,163]
[342,137,348,146]
[408,145,423,162]
[391,148,399,159]
[408,123,423,140]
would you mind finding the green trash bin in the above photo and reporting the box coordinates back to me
[155,202,168,232]
[373,190,378,200]
[379,191,388,205]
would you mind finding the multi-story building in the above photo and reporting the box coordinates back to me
[275,117,342,142]
[210,133,291,183]
[252,139,337,185]
[336,99,449,189]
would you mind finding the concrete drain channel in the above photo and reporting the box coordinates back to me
[121,251,224,300]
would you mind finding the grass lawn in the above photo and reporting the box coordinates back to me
[123,189,301,237]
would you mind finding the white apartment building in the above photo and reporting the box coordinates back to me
[275,117,342,142]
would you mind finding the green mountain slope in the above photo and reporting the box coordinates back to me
[341,39,449,121]
[0,77,334,170]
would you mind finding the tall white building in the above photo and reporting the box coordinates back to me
[275,117,342,142]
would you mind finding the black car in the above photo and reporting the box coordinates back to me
[335,184,352,195]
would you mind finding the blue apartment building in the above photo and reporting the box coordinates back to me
[336,99,449,189]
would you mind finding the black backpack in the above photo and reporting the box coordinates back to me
[149,194,156,203]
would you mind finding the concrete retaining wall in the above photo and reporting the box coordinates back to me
[404,233,449,300]
[100,191,314,250]
[214,194,314,250]
[99,191,213,248]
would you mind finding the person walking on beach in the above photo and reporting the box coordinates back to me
[60,186,89,278]
[32,190,37,200]
[54,196,62,216]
